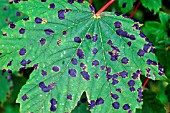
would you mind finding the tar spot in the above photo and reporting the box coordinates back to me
[19,48,26,56]
[114,21,122,28]
[67,94,72,100]
[20,59,27,66]
[74,37,81,43]
[58,10,65,20]
[68,69,77,77]
[71,58,77,65]
[22,94,28,101]
[86,34,91,40]
[49,3,55,8]
[123,104,130,110]
[44,29,54,35]
[127,42,132,46]
[50,98,57,105]
[41,70,47,76]
[63,30,67,35]
[9,23,16,29]
[90,5,95,13]
[122,2,127,8]
[119,71,128,78]
[52,66,60,72]
[35,17,42,24]
[92,48,98,54]
[81,71,90,81]
[67,0,74,4]
[92,60,99,66]
[76,49,84,59]
[137,49,145,57]
[92,34,98,42]
[96,98,104,105]
[121,57,129,64]
[50,105,56,112]
[128,80,135,86]
[89,100,96,109]
[110,93,119,100]
[112,102,120,109]
[40,38,46,46]
[19,28,25,34]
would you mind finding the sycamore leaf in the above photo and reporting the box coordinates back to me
[140,0,162,14]
[0,70,13,106]
[0,0,166,113]
[118,0,137,14]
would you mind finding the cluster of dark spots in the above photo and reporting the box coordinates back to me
[110,93,119,100]
[92,60,99,66]
[90,5,95,13]
[40,38,46,46]
[86,34,91,40]
[121,57,129,64]
[9,22,16,29]
[44,29,54,35]
[108,45,120,62]
[146,59,157,65]
[58,9,71,20]
[49,3,55,9]
[123,104,130,110]
[89,100,96,109]
[19,28,25,34]
[92,34,98,42]
[41,70,47,76]
[158,64,164,75]
[116,29,136,40]
[89,98,104,109]
[76,48,84,59]
[119,71,128,78]
[112,102,120,109]
[80,71,90,80]
[7,60,13,67]
[74,37,81,43]
[67,0,74,4]
[68,69,77,77]
[52,66,60,72]
[20,59,31,66]
[94,73,99,79]
[16,12,21,16]
[22,94,28,101]
[137,88,142,103]
[67,94,72,100]
[39,82,56,92]
[114,21,122,28]
[50,98,57,105]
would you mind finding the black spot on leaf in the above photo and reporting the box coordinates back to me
[114,21,122,28]
[92,34,98,42]
[89,100,96,109]
[19,48,26,56]
[96,98,104,105]
[122,2,127,8]
[9,23,16,29]
[52,66,60,72]
[119,71,128,78]
[76,49,84,59]
[123,104,130,110]
[92,60,99,66]
[92,48,98,54]
[81,71,90,81]
[35,17,42,24]
[40,38,46,46]
[67,0,74,4]
[71,58,77,65]
[58,10,65,20]
[50,98,57,105]
[110,93,119,100]
[41,70,47,76]
[128,80,135,86]
[50,105,56,112]
[67,94,72,100]
[86,34,91,40]
[44,29,54,35]
[22,94,28,101]
[49,3,55,9]
[68,69,77,77]
[121,57,129,64]
[19,28,25,34]
[112,102,120,109]
[74,37,81,43]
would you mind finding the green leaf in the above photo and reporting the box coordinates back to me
[0,0,27,31]
[0,0,166,113]
[136,90,166,113]
[0,70,13,106]
[118,0,137,14]
[140,0,162,14]
[159,11,170,29]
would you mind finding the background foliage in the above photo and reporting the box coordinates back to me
[0,0,170,113]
